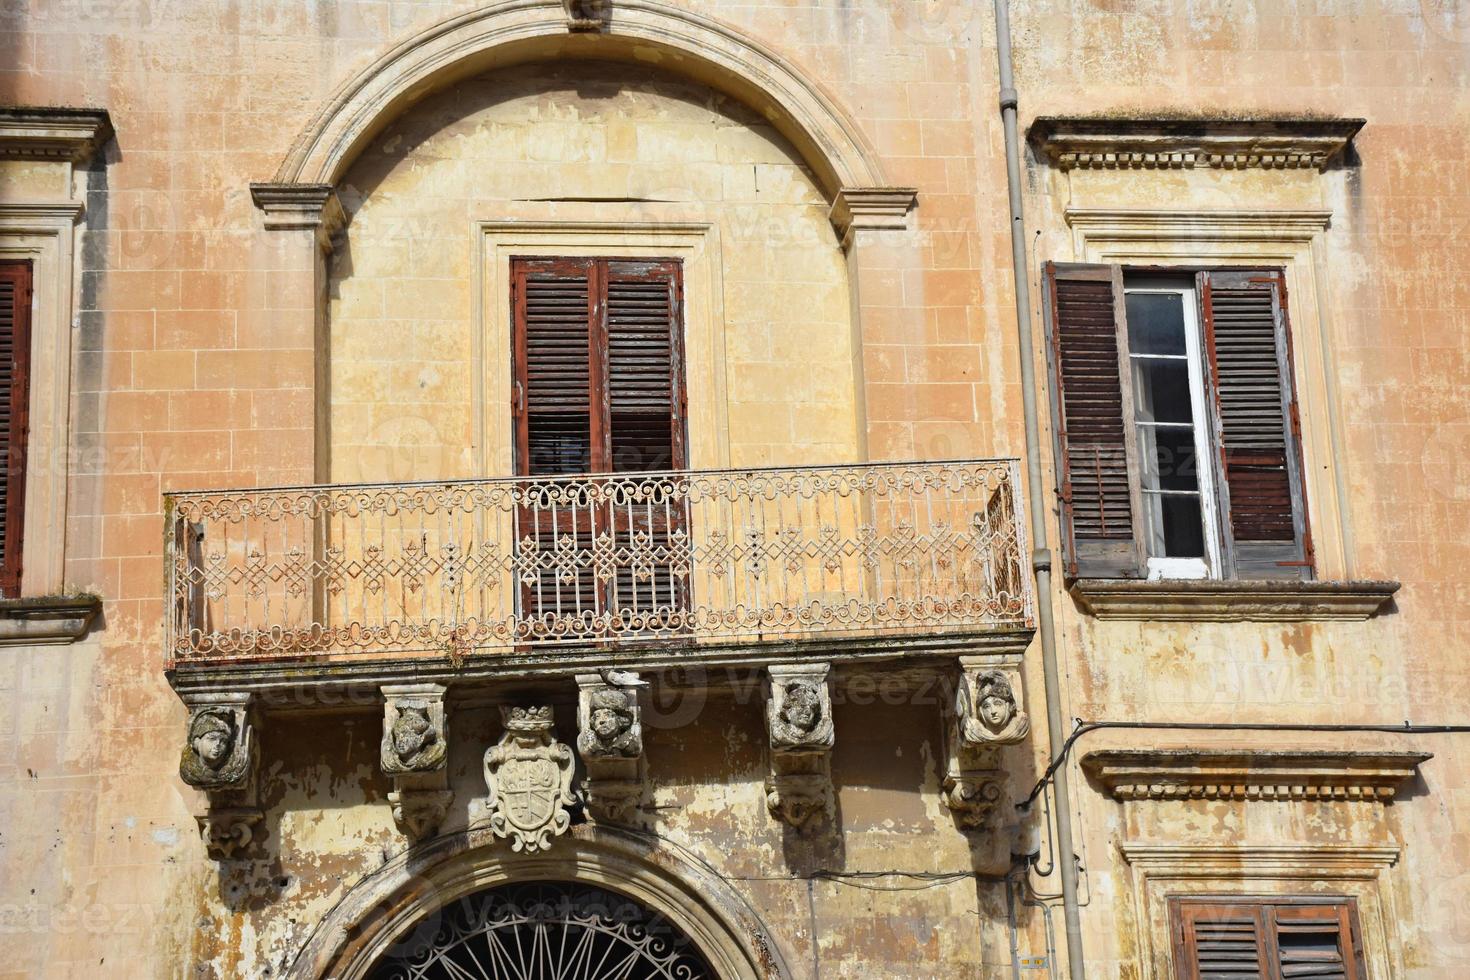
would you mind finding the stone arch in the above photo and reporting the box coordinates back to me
[273,0,886,199]
[291,825,791,980]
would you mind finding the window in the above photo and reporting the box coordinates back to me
[0,261,31,598]
[510,256,688,632]
[1170,897,1366,980]
[1043,263,1311,581]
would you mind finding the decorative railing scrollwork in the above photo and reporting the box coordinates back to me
[165,459,1032,664]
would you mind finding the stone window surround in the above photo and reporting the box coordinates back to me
[1063,207,1377,617]
[0,108,111,643]
[1120,842,1405,980]
[475,218,732,475]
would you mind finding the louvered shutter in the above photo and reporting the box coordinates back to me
[1174,901,1267,979]
[510,256,687,633]
[605,260,685,473]
[1266,904,1363,980]
[0,262,31,598]
[514,258,597,476]
[1200,270,1312,579]
[1042,262,1143,578]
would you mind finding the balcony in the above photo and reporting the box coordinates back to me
[164,459,1034,695]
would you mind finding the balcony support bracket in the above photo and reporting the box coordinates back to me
[381,684,453,839]
[576,672,648,825]
[765,662,836,835]
[943,653,1031,829]
[179,692,263,860]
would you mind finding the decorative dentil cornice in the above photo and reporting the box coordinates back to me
[1028,117,1364,173]
[0,107,113,162]
[1083,749,1430,803]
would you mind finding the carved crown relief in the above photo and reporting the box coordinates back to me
[484,706,578,852]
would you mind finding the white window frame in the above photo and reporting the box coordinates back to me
[1123,277,1223,580]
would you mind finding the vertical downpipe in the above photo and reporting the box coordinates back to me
[990,1,1087,977]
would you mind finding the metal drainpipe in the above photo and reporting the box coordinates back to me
[990,0,1087,977]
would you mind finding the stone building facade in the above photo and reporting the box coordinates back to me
[1,1,1467,977]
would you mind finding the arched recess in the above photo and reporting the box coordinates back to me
[291,825,792,980]
[275,0,886,200]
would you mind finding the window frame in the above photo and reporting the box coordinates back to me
[1043,260,1313,582]
[0,259,32,598]
[1123,275,1223,579]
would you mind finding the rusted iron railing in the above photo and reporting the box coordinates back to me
[165,459,1032,664]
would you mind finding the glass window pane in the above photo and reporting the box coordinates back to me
[1125,292,1187,355]
[1138,426,1200,493]
[1158,494,1206,558]
[1132,359,1194,424]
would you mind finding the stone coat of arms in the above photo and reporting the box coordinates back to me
[484,705,577,852]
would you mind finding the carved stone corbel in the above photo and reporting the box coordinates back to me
[765,663,835,833]
[381,684,453,840]
[564,0,608,31]
[179,692,262,859]
[943,654,1030,829]
[576,672,646,824]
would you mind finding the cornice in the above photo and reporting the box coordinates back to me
[0,595,102,646]
[0,107,113,163]
[1070,578,1399,622]
[1029,116,1363,172]
[829,186,918,245]
[1083,748,1431,803]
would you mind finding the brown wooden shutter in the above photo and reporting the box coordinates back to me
[0,261,31,598]
[1200,269,1312,579]
[1267,903,1363,980]
[1042,261,1142,578]
[1172,898,1366,980]
[510,256,687,632]
[513,257,597,476]
[605,259,685,472]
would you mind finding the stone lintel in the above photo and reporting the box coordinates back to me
[1070,578,1399,622]
[1028,116,1364,172]
[0,106,114,162]
[830,186,918,244]
[1082,749,1432,803]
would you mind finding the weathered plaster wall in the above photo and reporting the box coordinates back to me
[328,61,860,480]
[0,0,1467,978]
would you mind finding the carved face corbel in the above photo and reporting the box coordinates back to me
[765,663,835,833]
[956,665,1030,747]
[576,672,647,824]
[179,692,261,859]
[944,655,1030,831]
[380,684,452,840]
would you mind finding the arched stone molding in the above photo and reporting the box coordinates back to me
[290,824,792,980]
[274,0,886,201]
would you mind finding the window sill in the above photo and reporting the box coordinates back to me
[1069,578,1399,622]
[0,594,102,646]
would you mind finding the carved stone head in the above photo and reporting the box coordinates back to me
[590,690,633,741]
[780,683,824,735]
[957,667,1029,746]
[392,705,436,763]
[191,709,235,770]
[180,703,252,789]
[975,672,1017,734]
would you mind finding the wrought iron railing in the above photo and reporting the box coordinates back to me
[164,459,1032,664]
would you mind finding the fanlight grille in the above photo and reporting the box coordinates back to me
[367,882,713,980]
